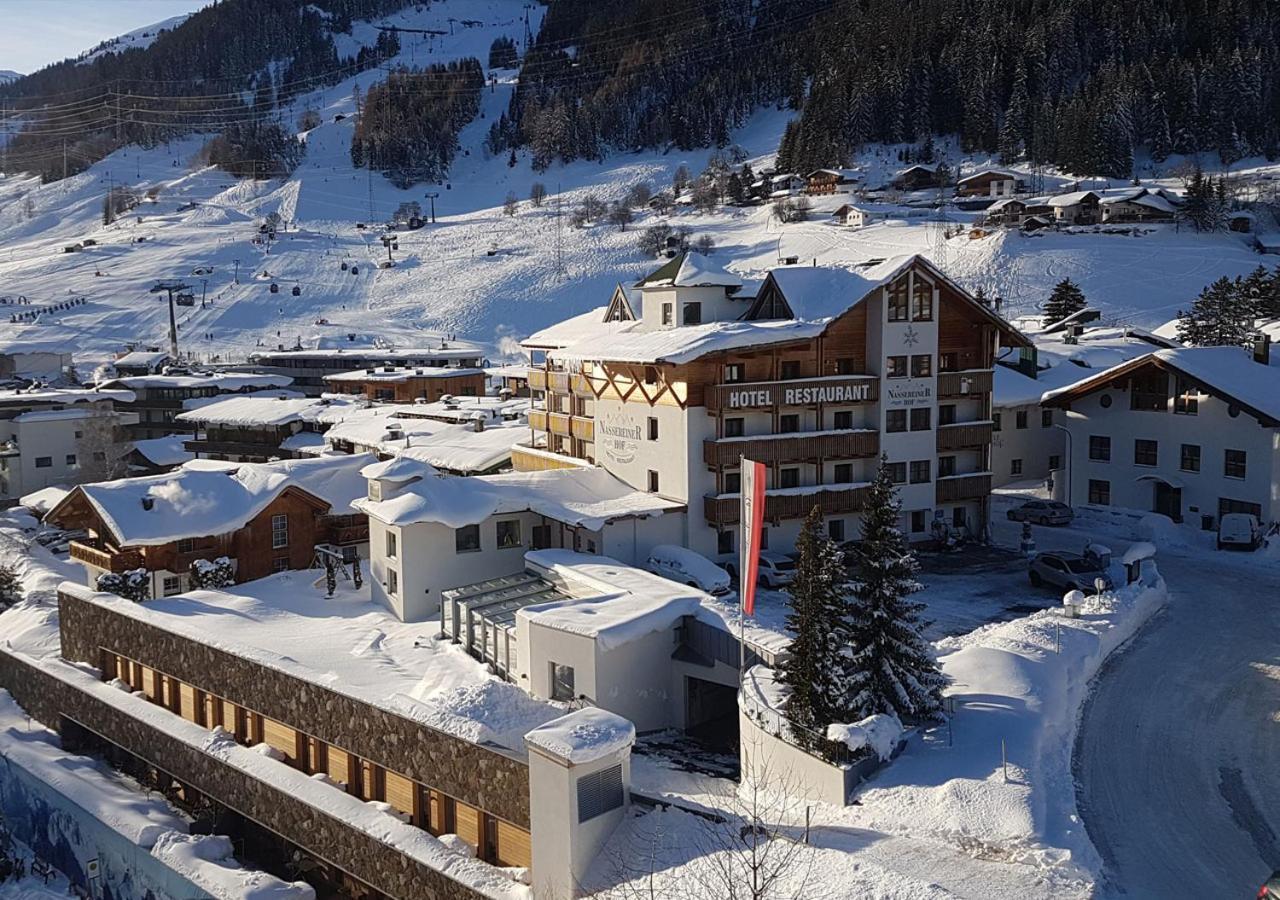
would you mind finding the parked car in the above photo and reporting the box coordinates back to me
[645,545,731,596]
[1218,513,1263,551]
[1258,870,1280,899]
[726,550,797,589]
[1028,551,1113,592]
[1006,499,1074,525]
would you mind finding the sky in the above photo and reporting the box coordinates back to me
[0,0,212,75]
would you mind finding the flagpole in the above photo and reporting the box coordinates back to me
[739,454,746,692]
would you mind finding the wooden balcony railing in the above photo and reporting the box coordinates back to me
[547,371,570,393]
[935,421,994,451]
[70,539,143,573]
[527,369,547,391]
[527,410,548,432]
[570,373,594,397]
[570,418,594,442]
[547,412,573,437]
[937,370,993,398]
[183,439,280,458]
[935,472,992,503]
[704,484,872,526]
[703,431,878,467]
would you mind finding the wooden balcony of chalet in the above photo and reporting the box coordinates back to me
[546,371,570,393]
[935,472,992,503]
[527,409,547,432]
[704,484,872,526]
[324,514,369,546]
[69,539,143,573]
[527,369,547,392]
[570,373,593,396]
[935,421,994,452]
[937,370,993,399]
[703,430,878,467]
[570,417,594,442]
[546,412,572,437]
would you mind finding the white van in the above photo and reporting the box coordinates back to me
[1218,513,1263,551]
[645,545,732,596]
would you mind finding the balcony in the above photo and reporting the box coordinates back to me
[704,484,872,526]
[527,410,548,432]
[547,371,570,393]
[703,430,878,467]
[570,373,594,397]
[706,376,878,413]
[325,514,369,546]
[935,472,992,503]
[184,438,280,459]
[937,370,993,399]
[570,417,594,442]
[527,370,547,392]
[935,421,994,451]
[69,539,143,573]
[547,412,573,437]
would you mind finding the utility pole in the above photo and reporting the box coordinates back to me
[62,139,67,181]
[200,278,208,308]
[380,234,396,265]
[424,191,439,223]
[150,281,190,360]
[554,183,563,278]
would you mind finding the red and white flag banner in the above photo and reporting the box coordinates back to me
[739,457,766,617]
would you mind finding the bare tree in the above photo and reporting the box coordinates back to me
[650,191,674,216]
[624,181,653,209]
[530,182,548,207]
[694,234,716,255]
[76,411,129,483]
[503,191,519,217]
[608,203,634,231]
[672,164,693,196]
[582,193,608,221]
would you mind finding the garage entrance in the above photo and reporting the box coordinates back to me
[685,676,739,752]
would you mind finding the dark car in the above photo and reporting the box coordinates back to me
[1007,499,1074,526]
[1259,870,1280,899]
[1028,551,1113,592]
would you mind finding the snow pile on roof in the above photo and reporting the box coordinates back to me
[992,363,1093,407]
[638,252,743,289]
[324,366,487,383]
[113,350,170,369]
[177,395,348,427]
[150,833,316,900]
[18,485,70,515]
[100,373,292,392]
[766,256,911,320]
[520,550,707,649]
[523,307,632,350]
[131,434,195,467]
[826,714,903,762]
[1047,191,1097,207]
[0,386,135,405]
[358,467,682,531]
[248,343,483,362]
[524,707,635,765]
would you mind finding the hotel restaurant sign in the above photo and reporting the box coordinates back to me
[715,376,878,411]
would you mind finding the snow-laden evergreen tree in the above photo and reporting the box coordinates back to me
[1042,278,1088,326]
[1176,276,1258,347]
[845,462,946,722]
[779,507,853,750]
[0,563,21,608]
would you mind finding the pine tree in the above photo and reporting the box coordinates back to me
[844,461,946,722]
[779,507,853,750]
[1176,276,1257,347]
[0,563,21,608]
[1042,278,1088,325]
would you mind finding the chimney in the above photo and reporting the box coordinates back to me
[1254,334,1271,365]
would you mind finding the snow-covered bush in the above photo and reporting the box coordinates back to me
[826,713,904,762]
[190,557,234,590]
[96,568,150,602]
[0,563,21,608]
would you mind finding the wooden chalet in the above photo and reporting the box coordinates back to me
[324,366,487,403]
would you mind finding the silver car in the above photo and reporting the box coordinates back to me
[1007,499,1074,526]
[1028,552,1113,592]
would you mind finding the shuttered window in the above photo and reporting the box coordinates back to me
[577,764,624,823]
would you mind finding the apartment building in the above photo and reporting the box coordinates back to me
[323,365,487,403]
[241,344,485,396]
[522,252,1031,561]
[97,373,295,441]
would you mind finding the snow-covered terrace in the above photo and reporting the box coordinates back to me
[324,366,488,383]
[0,386,136,405]
[175,395,356,427]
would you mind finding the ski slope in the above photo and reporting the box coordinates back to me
[0,0,1273,371]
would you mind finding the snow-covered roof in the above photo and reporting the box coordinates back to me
[553,318,825,367]
[113,350,170,368]
[356,466,683,531]
[175,395,340,427]
[764,256,912,321]
[19,484,69,515]
[248,344,483,362]
[523,306,632,350]
[485,364,531,380]
[1042,346,1280,424]
[992,362,1094,408]
[130,434,195,467]
[637,252,743,289]
[523,706,635,765]
[100,373,292,392]
[0,387,135,406]
[986,197,1026,212]
[1100,190,1176,213]
[323,366,486,383]
[1047,191,1099,207]
[958,169,1017,184]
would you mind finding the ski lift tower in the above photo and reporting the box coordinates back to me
[150,280,191,360]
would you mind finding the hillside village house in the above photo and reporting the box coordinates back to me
[177,394,358,461]
[0,345,72,383]
[520,252,1031,564]
[1047,190,1101,226]
[46,454,373,596]
[1043,346,1280,526]
[805,168,859,195]
[832,203,872,227]
[956,169,1022,198]
[323,365,487,403]
[97,372,295,440]
[239,343,486,396]
[0,387,136,506]
[891,164,944,191]
[1099,187,1178,223]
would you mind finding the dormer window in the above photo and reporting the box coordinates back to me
[682,302,702,326]
[661,304,673,326]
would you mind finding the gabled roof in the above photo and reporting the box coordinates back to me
[1047,190,1100,207]
[895,164,938,176]
[1042,346,1280,426]
[958,168,1018,184]
[636,252,743,289]
[603,283,641,322]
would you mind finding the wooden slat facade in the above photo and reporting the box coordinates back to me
[935,422,994,451]
[703,431,879,467]
[936,473,992,503]
[704,485,872,526]
[937,369,994,399]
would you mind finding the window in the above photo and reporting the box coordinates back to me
[724,363,745,384]
[65,454,77,466]
[271,514,288,549]
[74,430,83,439]
[887,462,907,484]
[1219,497,1262,520]
[1041,409,1053,428]
[939,352,958,372]
[780,360,801,380]
[643,366,658,385]
[162,576,182,596]
[385,531,397,558]
[1015,410,1028,429]
[577,764,624,823]
[911,354,932,378]
[647,417,659,440]
[828,519,846,542]
[648,470,660,492]
[1174,379,1199,415]
[1088,479,1111,505]
[1049,454,1061,470]
[910,407,931,431]
[1010,459,1023,476]
[832,410,853,430]
[496,519,523,549]
[910,510,926,533]
[176,538,195,554]
[661,303,673,326]
[835,358,856,375]
[551,663,575,701]
[724,471,741,493]
[456,524,481,553]
[1134,439,1158,467]
[1130,370,1168,411]
[833,463,853,483]
[910,460,931,484]
[271,557,290,573]
[938,404,956,426]
[717,530,734,555]
[779,467,800,489]
[724,417,744,437]
[1088,435,1111,461]
[992,413,1002,432]
[1224,449,1247,479]
[34,457,51,468]
[911,278,933,321]
[886,355,908,378]
[1180,444,1201,473]
[887,280,909,321]
[938,455,957,478]
[886,409,907,432]
[682,302,702,326]
[779,414,800,433]
[387,568,399,595]
[759,527,769,550]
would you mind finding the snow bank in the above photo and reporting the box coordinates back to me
[524,708,635,765]
[150,833,315,900]
[826,715,903,762]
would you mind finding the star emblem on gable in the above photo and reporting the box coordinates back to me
[903,326,920,347]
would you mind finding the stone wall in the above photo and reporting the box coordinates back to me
[0,650,486,900]
[58,590,531,828]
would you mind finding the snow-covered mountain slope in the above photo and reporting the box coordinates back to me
[76,14,194,64]
[0,0,1272,370]
[0,71,20,84]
